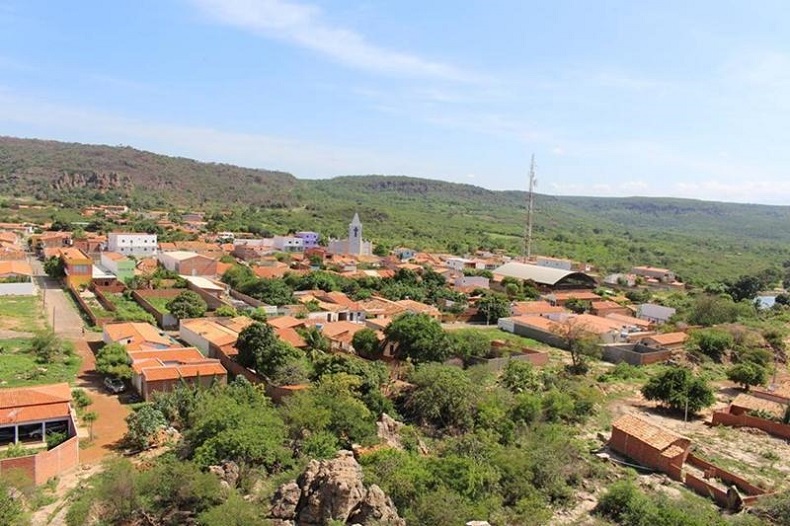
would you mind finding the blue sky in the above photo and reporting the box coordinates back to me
[1,0,789,204]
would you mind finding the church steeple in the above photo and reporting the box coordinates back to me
[349,213,362,254]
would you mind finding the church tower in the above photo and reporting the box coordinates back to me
[348,213,363,255]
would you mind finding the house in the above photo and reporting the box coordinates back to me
[393,247,416,261]
[0,383,79,484]
[179,318,239,356]
[639,332,688,352]
[100,252,135,282]
[604,313,652,331]
[454,275,490,290]
[295,231,320,249]
[311,291,366,322]
[609,414,690,480]
[535,256,574,271]
[157,251,218,276]
[0,260,35,296]
[60,247,92,288]
[499,313,625,346]
[328,213,373,256]
[317,320,369,353]
[107,232,158,257]
[272,236,305,252]
[232,239,275,261]
[30,231,72,255]
[72,233,106,255]
[103,322,178,351]
[544,290,601,307]
[590,300,630,317]
[510,300,566,317]
[638,304,676,324]
[394,299,441,320]
[159,241,225,260]
[494,262,597,291]
[632,266,676,283]
[127,347,227,400]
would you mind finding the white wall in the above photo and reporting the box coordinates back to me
[0,282,35,296]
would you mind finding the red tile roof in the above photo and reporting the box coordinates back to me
[0,383,72,425]
[612,414,687,451]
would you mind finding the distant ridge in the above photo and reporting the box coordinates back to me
[2,135,790,282]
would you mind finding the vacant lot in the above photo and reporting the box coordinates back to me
[0,337,81,388]
[0,295,44,332]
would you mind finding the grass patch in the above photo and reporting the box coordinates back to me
[0,338,81,387]
[104,293,156,323]
[145,296,171,314]
[0,295,44,332]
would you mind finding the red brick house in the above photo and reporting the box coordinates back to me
[609,413,690,480]
[0,383,79,484]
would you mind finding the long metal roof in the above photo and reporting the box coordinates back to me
[494,261,591,286]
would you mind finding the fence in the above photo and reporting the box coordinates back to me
[0,435,79,485]
[712,411,790,440]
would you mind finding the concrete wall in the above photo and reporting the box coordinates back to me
[601,343,672,366]
[512,323,568,349]
[132,289,179,329]
[0,281,35,296]
[467,350,549,371]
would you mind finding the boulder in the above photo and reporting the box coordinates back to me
[269,450,405,526]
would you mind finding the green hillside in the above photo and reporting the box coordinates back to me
[1,136,788,283]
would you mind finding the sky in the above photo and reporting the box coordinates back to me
[1,0,789,204]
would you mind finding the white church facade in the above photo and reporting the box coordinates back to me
[328,213,373,256]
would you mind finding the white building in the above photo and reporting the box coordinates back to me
[328,213,373,256]
[107,232,158,257]
[272,235,305,252]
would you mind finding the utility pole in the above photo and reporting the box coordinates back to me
[523,155,537,261]
[52,306,56,333]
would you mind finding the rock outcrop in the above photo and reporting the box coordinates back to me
[269,450,405,526]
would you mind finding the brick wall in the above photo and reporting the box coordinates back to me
[712,411,790,440]
[687,453,765,496]
[685,472,730,508]
[0,435,79,485]
[34,436,79,484]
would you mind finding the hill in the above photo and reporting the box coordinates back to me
[1,136,789,282]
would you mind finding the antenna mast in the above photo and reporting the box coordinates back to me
[524,154,537,260]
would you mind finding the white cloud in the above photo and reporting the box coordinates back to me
[190,0,475,81]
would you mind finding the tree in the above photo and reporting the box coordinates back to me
[686,294,753,326]
[235,321,302,382]
[0,478,26,526]
[551,318,601,374]
[124,405,166,450]
[43,256,65,278]
[641,367,715,415]
[685,328,733,362]
[446,330,490,365]
[166,290,207,320]
[727,362,768,391]
[384,313,450,363]
[499,360,542,393]
[214,305,238,317]
[564,298,591,314]
[95,342,132,379]
[83,411,98,442]
[242,278,294,306]
[726,274,762,302]
[406,364,478,432]
[29,330,61,363]
[351,327,381,358]
[476,293,510,325]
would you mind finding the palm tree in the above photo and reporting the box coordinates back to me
[83,411,98,441]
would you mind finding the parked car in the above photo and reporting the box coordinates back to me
[28,422,68,439]
[104,377,126,394]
